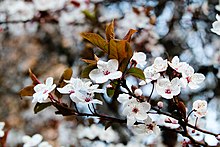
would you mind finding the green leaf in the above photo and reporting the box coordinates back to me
[127,67,145,80]
[123,29,137,42]
[81,33,108,53]
[81,64,97,78]
[105,20,115,42]
[19,85,35,96]
[34,102,52,114]
[106,80,118,98]
[82,10,95,21]
[55,68,73,99]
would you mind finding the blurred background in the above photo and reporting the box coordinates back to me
[0,0,220,146]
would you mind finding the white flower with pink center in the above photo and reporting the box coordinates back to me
[130,52,147,67]
[139,66,161,85]
[180,65,205,89]
[211,14,220,35]
[122,99,151,126]
[33,0,66,11]
[168,56,188,73]
[57,78,103,105]
[132,117,160,136]
[0,122,5,137]
[193,100,207,118]
[32,77,56,103]
[152,57,168,73]
[156,77,181,99]
[89,59,122,83]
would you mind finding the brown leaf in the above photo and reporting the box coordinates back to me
[81,33,108,53]
[177,101,186,118]
[81,54,99,64]
[19,85,35,96]
[55,68,73,99]
[105,20,115,42]
[29,68,39,85]
[123,29,137,42]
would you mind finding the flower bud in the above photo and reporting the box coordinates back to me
[216,134,220,140]
[157,101,164,109]
[106,84,113,89]
[192,130,195,133]
[134,89,142,97]
[131,85,138,93]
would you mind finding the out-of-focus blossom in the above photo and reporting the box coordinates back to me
[57,78,103,105]
[211,14,220,35]
[89,59,122,83]
[7,1,35,21]
[22,134,43,147]
[38,141,52,147]
[168,56,188,73]
[130,52,147,67]
[193,100,207,118]
[132,117,160,136]
[0,122,5,137]
[33,0,66,11]
[156,77,181,99]
[152,57,168,73]
[139,66,160,85]
[122,99,151,126]
[180,65,205,89]
[32,77,56,103]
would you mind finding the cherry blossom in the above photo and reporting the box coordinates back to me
[122,99,151,126]
[211,14,220,35]
[89,59,122,83]
[33,0,66,11]
[139,66,160,85]
[38,141,52,147]
[0,122,5,137]
[193,100,207,118]
[156,77,181,99]
[22,134,43,147]
[57,78,103,105]
[168,56,188,73]
[32,77,56,103]
[117,93,131,105]
[152,57,168,73]
[130,52,147,67]
[132,117,160,136]
[180,65,205,89]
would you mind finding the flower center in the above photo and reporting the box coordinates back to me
[69,90,75,94]
[85,98,91,102]
[186,77,191,83]
[43,90,48,94]
[132,107,139,113]
[165,89,171,94]
[147,124,154,130]
[103,70,110,75]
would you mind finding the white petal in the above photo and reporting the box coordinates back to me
[97,60,108,70]
[34,84,45,92]
[89,69,107,83]
[0,122,5,130]
[117,94,130,104]
[45,77,53,86]
[47,84,56,93]
[216,14,220,21]
[22,135,31,143]
[31,134,43,145]
[107,71,122,80]
[57,84,73,94]
[91,99,103,105]
[0,131,4,137]
[188,82,199,89]
[127,115,136,126]
[135,111,148,120]
[107,59,119,72]
[180,78,187,88]
[191,73,205,84]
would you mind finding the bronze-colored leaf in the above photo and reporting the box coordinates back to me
[105,20,115,42]
[123,29,137,42]
[81,54,99,64]
[55,68,72,99]
[29,68,39,85]
[34,102,53,114]
[19,85,35,97]
[81,33,108,53]
[177,101,186,119]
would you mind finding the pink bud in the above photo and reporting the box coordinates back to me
[134,89,142,96]
[106,84,113,89]
[192,130,195,133]
[216,135,220,140]
[157,101,164,109]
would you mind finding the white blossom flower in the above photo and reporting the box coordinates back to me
[57,78,103,105]
[168,56,188,73]
[130,52,147,67]
[122,99,151,126]
[89,59,122,83]
[152,57,168,73]
[132,117,160,136]
[7,1,35,21]
[211,14,220,35]
[117,93,131,104]
[156,77,181,99]
[193,100,207,118]
[32,77,56,103]
[0,122,5,137]
[33,0,66,11]
[180,65,205,89]
[139,66,160,85]
[22,134,43,147]
[38,141,52,147]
